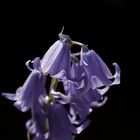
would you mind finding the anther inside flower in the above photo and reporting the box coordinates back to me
[2,30,120,140]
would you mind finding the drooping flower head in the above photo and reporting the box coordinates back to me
[1,30,121,140]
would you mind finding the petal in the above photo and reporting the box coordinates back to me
[91,96,108,107]
[91,76,104,89]
[48,103,74,140]
[41,40,63,73]
[2,93,16,100]
[84,88,102,103]
[2,70,41,112]
[33,57,41,71]
[69,107,83,126]
[71,97,90,119]
[26,119,37,134]
[32,101,47,138]
[69,62,84,81]
[51,70,66,79]
[41,38,71,78]
[76,120,91,134]
[82,50,113,87]
[97,86,110,95]
[68,107,91,135]
[65,74,90,97]
[47,40,71,78]
[92,50,113,78]
[26,94,47,140]
[111,63,121,85]
[26,91,47,140]
[14,70,41,112]
[70,88,102,119]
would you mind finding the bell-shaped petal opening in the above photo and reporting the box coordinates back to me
[14,70,41,112]
[81,50,121,89]
[81,50,112,87]
[2,70,44,112]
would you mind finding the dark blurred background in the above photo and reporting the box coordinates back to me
[0,1,139,140]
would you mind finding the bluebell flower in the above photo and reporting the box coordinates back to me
[60,45,120,121]
[2,70,41,112]
[41,33,71,79]
[25,78,48,140]
[2,57,50,139]
[2,57,46,112]
[61,61,108,119]
[51,61,104,124]
[81,46,120,89]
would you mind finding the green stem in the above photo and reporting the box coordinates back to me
[46,78,59,140]
[48,78,59,104]
[71,41,84,46]
[27,132,31,140]
[50,78,59,91]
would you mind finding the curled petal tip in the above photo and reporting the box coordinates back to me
[91,96,108,108]
[2,93,16,100]
[26,60,33,71]
[76,120,91,134]
[111,62,121,85]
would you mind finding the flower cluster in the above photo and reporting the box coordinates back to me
[2,31,120,140]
